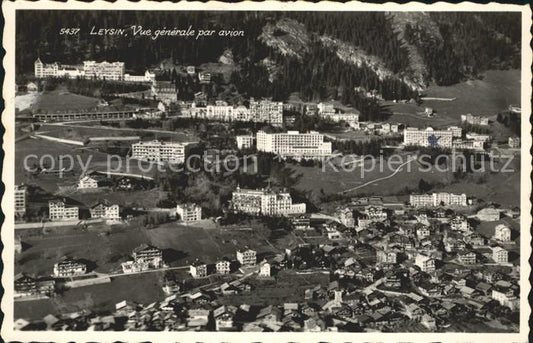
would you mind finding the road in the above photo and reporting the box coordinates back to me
[338,155,417,194]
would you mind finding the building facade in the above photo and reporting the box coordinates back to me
[410,193,467,207]
[48,200,79,221]
[403,127,454,148]
[78,176,99,189]
[90,202,120,220]
[15,185,27,217]
[494,224,512,242]
[415,254,435,273]
[131,140,185,163]
[256,130,332,160]
[236,135,254,150]
[176,203,202,222]
[237,248,257,267]
[83,61,125,80]
[53,259,87,278]
[231,187,306,216]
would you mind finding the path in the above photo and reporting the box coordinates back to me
[338,155,417,194]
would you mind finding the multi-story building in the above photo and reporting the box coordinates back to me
[256,130,332,160]
[133,244,163,268]
[410,192,467,207]
[508,136,520,148]
[403,127,454,148]
[48,199,79,221]
[494,224,512,242]
[237,248,257,267]
[190,261,208,278]
[415,254,435,273]
[450,215,470,232]
[457,251,477,265]
[236,135,254,150]
[216,259,231,274]
[461,113,489,126]
[53,259,87,278]
[152,81,178,104]
[447,126,462,138]
[124,70,156,83]
[259,261,271,277]
[452,139,485,150]
[492,287,517,309]
[90,201,120,220]
[122,244,164,273]
[34,58,59,78]
[249,98,283,126]
[131,140,185,163]
[206,100,235,121]
[231,187,306,216]
[465,133,491,142]
[83,61,125,80]
[77,175,99,189]
[376,249,397,264]
[492,246,508,264]
[335,208,355,229]
[15,184,27,217]
[176,203,202,222]
[317,102,335,115]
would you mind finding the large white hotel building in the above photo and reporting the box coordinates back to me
[410,192,467,207]
[403,127,458,148]
[256,130,332,160]
[231,187,306,216]
[34,58,125,80]
[131,140,185,163]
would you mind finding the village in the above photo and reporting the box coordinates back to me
[14,51,521,333]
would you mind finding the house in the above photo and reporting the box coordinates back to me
[493,224,512,242]
[236,248,256,267]
[216,259,231,274]
[421,314,436,330]
[48,199,79,221]
[404,303,424,320]
[457,251,476,265]
[77,175,99,189]
[176,203,202,222]
[26,82,38,92]
[53,259,87,278]
[190,261,208,278]
[90,201,120,220]
[492,287,517,310]
[258,260,271,277]
[415,254,435,273]
[122,244,164,273]
[376,249,397,264]
[491,246,508,264]
[214,306,236,331]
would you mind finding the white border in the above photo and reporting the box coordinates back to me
[1,1,531,342]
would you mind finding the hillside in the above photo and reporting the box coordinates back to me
[17,11,521,116]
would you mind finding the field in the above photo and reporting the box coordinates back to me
[15,137,160,191]
[291,152,520,208]
[32,90,101,113]
[15,221,280,276]
[36,123,196,143]
[385,69,520,127]
[14,272,167,321]
[14,221,287,320]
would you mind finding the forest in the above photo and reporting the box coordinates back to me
[17,10,520,118]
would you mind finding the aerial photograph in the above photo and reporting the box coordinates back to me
[12,10,522,333]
